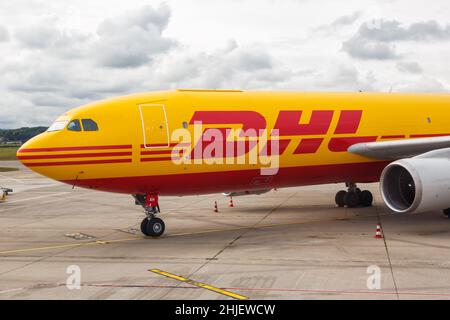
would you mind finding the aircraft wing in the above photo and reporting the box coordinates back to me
[348,135,450,160]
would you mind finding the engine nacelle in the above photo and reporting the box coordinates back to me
[380,157,450,213]
[222,189,271,197]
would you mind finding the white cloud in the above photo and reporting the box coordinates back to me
[0,25,9,42]
[1,4,180,125]
[397,61,422,74]
[343,19,450,60]
[93,4,176,68]
[331,11,362,27]
[155,39,287,89]
[358,20,450,42]
[392,77,446,92]
[343,36,399,60]
[1,0,450,128]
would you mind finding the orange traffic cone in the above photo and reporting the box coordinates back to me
[375,224,383,239]
[228,197,234,207]
[214,201,219,213]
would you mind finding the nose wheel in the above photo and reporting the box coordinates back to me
[335,183,373,208]
[134,193,166,237]
[141,217,165,237]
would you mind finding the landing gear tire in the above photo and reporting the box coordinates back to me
[443,208,450,218]
[360,190,373,207]
[146,217,165,237]
[337,183,374,208]
[141,218,150,236]
[344,191,359,208]
[335,190,347,207]
[134,194,166,237]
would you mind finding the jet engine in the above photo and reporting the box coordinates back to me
[380,151,450,213]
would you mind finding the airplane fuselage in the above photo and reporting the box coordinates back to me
[17,90,450,196]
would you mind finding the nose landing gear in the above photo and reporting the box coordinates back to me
[335,182,373,208]
[141,217,165,237]
[133,193,165,237]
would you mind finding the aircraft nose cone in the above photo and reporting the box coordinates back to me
[15,132,69,183]
[16,140,33,167]
[16,149,23,165]
[16,135,45,168]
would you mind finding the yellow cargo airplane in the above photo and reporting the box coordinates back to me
[17,89,450,237]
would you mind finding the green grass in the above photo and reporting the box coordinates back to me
[0,146,19,160]
[0,167,18,172]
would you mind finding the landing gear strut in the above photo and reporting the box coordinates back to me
[335,183,373,208]
[134,193,165,237]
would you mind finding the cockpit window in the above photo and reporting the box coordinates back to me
[82,119,99,131]
[47,120,69,132]
[67,119,82,132]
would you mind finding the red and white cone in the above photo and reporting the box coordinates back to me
[228,197,234,207]
[375,224,383,239]
[214,201,219,213]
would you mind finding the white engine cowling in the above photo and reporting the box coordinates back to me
[380,156,450,213]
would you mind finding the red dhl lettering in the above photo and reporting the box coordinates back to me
[186,109,364,158]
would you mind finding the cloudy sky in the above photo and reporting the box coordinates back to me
[1,0,450,128]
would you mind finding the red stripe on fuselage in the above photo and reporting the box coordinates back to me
[25,159,132,167]
[19,145,132,153]
[140,150,173,155]
[141,157,178,162]
[17,152,132,160]
[62,161,390,196]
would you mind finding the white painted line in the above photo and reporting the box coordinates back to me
[0,174,24,183]
[0,193,85,213]
[0,287,24,294]
[4,192,71,204]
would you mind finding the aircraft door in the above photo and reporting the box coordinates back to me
[139,104,170,148]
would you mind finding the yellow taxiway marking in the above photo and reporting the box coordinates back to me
[0,221,313,255]
[0,214,383,255]
[150,268,248,300]
[167,219,325,237]
[0,237,137,255]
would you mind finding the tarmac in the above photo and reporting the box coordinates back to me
[1,160,450,300]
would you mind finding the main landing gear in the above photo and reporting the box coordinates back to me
[335,183,373,208]
[133,193,165,237]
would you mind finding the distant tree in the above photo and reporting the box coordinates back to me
[0,127,47,144]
